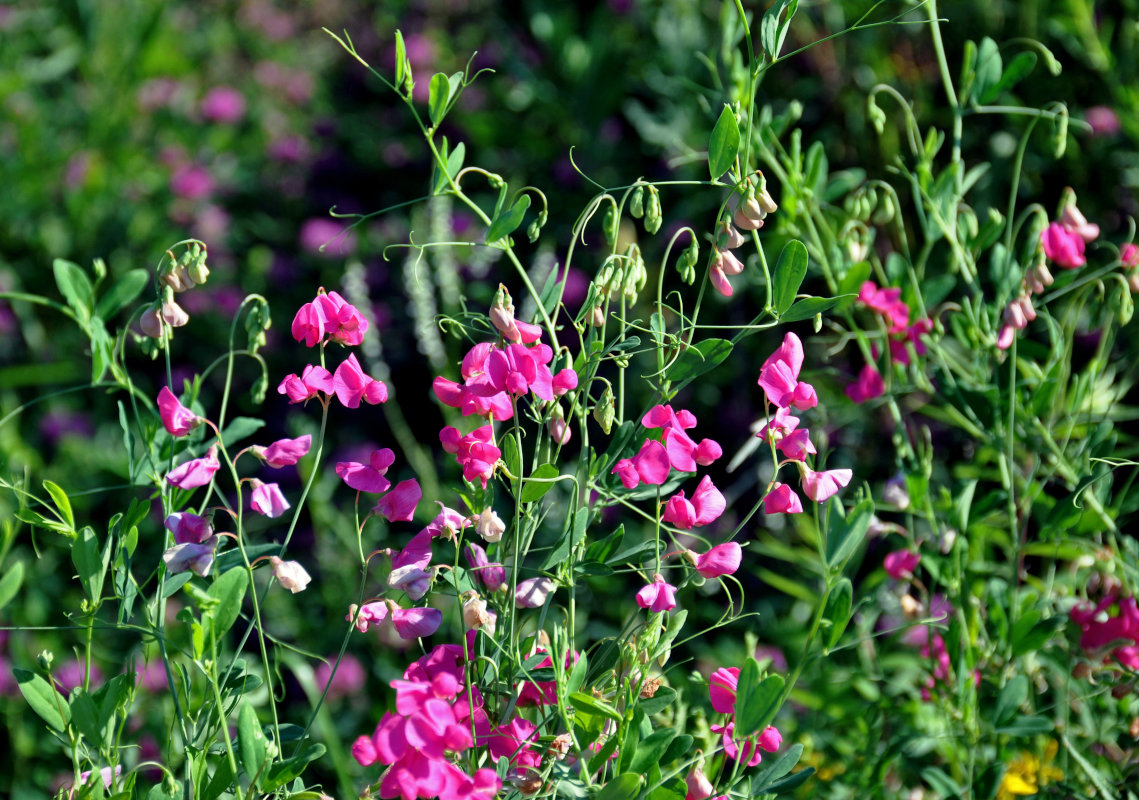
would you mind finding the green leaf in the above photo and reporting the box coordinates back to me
[432,139,465,196]
[238,702,269,787]
[428,72,450,126]
[204,566,249,641]
[666,338,732,385]
[759,0,798,61]
[1011,610,1060,656]
[486,194,531,244]
[501,434,521,485]
[771,239,808,315]
[735,659,784,737]
[14,668,70,731]
[971,37,1002,105]
[763,766,815,794]
[260,743,326,791]
[219,417,265,448]
[781,296,839,323]
[822,578,853,652]
[541,508,589,570]
[569,692,623,723]
[921,767,963,798]
[394,30,407,88]
[53,258,93,323]
[596,773,643,800]
[708,105,740,180]
[521,463,560,503]
[70,688,104,745]
[43,480,75,531]
[825,495,873,570]
[73,525,110,603]
[566,651,589,696]
[639,685,676,716]
[993,675,1027,727]
[751,743,804,793]
[629,727,676,774]
[95,269,149,320]
[994,714,1053,736]
[981,51,1037,103]
[0,561,25,611]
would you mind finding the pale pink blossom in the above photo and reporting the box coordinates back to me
[269,556,311,592]
[249,479,290,518]
[800,467,853,502]
[515,577,556,608]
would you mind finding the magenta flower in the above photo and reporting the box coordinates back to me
[163,540,217,576]
[552,368,579,395]
[157,387,202,436]
[636,574,678,612]
[164,512,212,544]
[166,445,220,489]
[764,482,803,514]
[388,565,433,601]
[845,364,884,404]
[170,164,214,200]
[1123,243,1139,269]
[444,425,500,488]
[292,289,370,347]
[709,666,740,713]
[250,479,290,518]
[693,542,742,578]
[200,86,246,123]
[256,434,311,468]
[336,448,395,493]
[800,466,853,502]
[392,607,442,639]
[612,438,671,489]
[858,281,910,332]
[661,475,726,529]
[277,364,334,404]
[775,428,816,461]
[884,549,921,579]
[1041,222,1086,269]
[464,543,505,591]
[333,354,388,408]
[757,332,818,411]
[391,529,433,572]
[375,478,422,522]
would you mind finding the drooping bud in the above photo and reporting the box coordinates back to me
[603,202,619,246]
[593,384,615,434]
[476,507,506,543]
[715,220,745,251]
[644,185,662,234]
[629,184,645,218]
[490,284,519,342]
[139,305,165,339]
[548,405,571,445]
[462,592,496,634]
[269,556,312,593]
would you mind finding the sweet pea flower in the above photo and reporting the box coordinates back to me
[269,556,311,593]
[166,445,220,489]
[758,332,818,410]
[611,438,671,489]
[708,666,740,714]
[1122,243,1139,269]
[800,466,853,502]
[278,364,335,404]
[255,434,312,468]
[164,512,212,544]
[845,364,884,404]
[1041,222,1085,269]
[333,354,388,408]
[691,542,742,578]
[336,448,395,493]
[249,480,290,518]
[375,478,422,522]
[157,387,202,436]
[475,507,505,542]
[685,767,714,800]
[347,601,389,633]
[884,549,921,579]
[775,427,816,461]
[464,543,505,591]
[1060,203,1100,243]
[515,577,556,608]
[392,606,443,639]
[388,565,433,601]
[764,482,803,514]
[163,540,217,576]
[636,574,678,612]
[661,475,726,529]
[552,368,579,396]
[858,282,910,332]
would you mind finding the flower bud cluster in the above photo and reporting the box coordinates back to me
[139,242,209,343]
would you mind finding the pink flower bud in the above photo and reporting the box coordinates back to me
[884,549,921,579]
[161,299,189,327]
[139,306,165,339]
[636,574,677,612]
[685,767,713,800]
[157,386,202,436]
[763,482,803,514]
[249,479,290,518]
[257,434,312,468]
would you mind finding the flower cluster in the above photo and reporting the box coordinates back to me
[854,281,933,383]
[756,333,852,512]
[706,666,783,767]
[1070,594,1139,670]
[351,643,501,800]
[709,176,778,297]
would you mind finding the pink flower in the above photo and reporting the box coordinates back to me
[163,540,217,576]
[884,549,921,579]
[464,543,505,591]
[636,574,678,612]
[157,386,201,436]
[708,666,740,714]
[347,601,389,633]
[256,434,311,468]
[166,445,220,489]
[250,479,290,518]
[200,86,246,123]
[269,556,311,592]
[800,466,853,502]
[1060,203,1100,243]
[300,218,356,256]
[1041,222,1086,269]
[611,438,671,489]
[775,428,816,462]
[333,354,388,408]
[1085,105,1121,136]
[845,364,884,404]
[445,425,500,488]
[164,512,212,544]
[314,652,366,701]
[763,482,803,514]
[757,332,818,410]
[693,542,742,578]
[392,607,443,639]
[277,364,334,404]
[552,368,579,396]
[1122,243,1139,268]
[685,767,714,800]
[337,448,395,493]
[388,565,433,601]
[293,289,369,347]
[858,282,910,332]
[515,577,556,608]
[170,164,214,200]
[375,478,422,522]
[661,475,726,529]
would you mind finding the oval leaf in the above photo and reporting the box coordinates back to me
[823,578,853,652]
[772,240,808,315]
[597,773,644,800]
[0,561,25,612]
[708,105,740,180]
[735,660,784,737]
[522,463,560,503]
[781,296,839,323]
[427,72,450,126]
[15,668,70,731]
[238,701,269,786]
[205,566,249,641]
[486,194,531,244]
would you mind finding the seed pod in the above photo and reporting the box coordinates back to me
[629,184,645,218]
[644,185,662,234]
[603,203,619,246]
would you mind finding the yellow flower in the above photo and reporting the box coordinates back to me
[996,740,1063,800]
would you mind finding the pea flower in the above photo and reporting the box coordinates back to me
[515,577,556,608]
[636,574,678,612]
[611,438,671,489]
[764,482,803,514]
[157,387,202,436]
[1041,222,1085,269]
[254,434,311,468]
[758,332,818,411]
[333,354,388,408]
[166,445,220,489]
[709,666,740,714]
[475,507,505,542]
[374,478,422,522]
[884,549,921,579]
[845,364,884,404]
[249,479,290,518]
[690,542,742,578]
[661,475,726,529]
[464,543,505,591]
[799,466,853,503]
[336,449,395,493]
[269,556,311,593]
[278,364,335,404]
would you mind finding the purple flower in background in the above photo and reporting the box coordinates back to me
[1084,105,1121,137]
[314,652,366,700]
[300,218,356,256]
[170,164,215,200]
[54,658,103,694]
[200,86,246,124]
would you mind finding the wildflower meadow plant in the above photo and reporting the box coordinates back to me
[3,2,1139,799]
